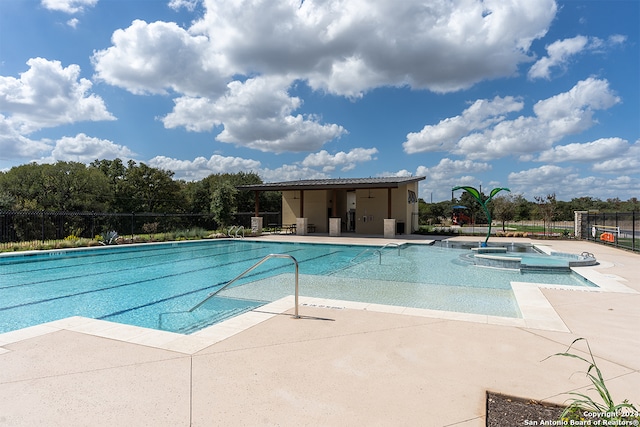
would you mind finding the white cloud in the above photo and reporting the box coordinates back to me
[94,1,556,100]
[41,0,97,14]
[67,18,79,28]
[528,36,589,80]
[190,0,556,97]
[0,58,115,134]
[403,96,523,154]
[162,76,347,152]
[45,133,135,163]
[405,77,620,161]
[414,158,492,200]
[537,137,629,163]
[87,1,558,157]
[92,20,227,97]
[508,164,579,197]
[529,34,627,80]
[148,154,261,181]
[301,148,378,172]
[507,164,638,200]
[0,115,52,160]
[258,164,329,183]
[417,158,492,181]
[591,140,640,173]
[168,0,199,12]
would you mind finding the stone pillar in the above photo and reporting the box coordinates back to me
[384,218,396,238]
[574,211,588,239]
[329,217,341,237]
[250,217,263,236]
[296,217,308,236]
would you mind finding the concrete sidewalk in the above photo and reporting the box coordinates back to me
[1,237,638,426]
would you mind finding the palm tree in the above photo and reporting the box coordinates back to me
[452,186,510,246]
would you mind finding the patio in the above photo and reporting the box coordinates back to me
[1,236,638,426]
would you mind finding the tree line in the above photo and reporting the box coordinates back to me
[0,159,281,228]
[420,191,638,227]
[1,159,637,227]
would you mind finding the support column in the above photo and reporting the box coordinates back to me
[384,218,396,238]
[296,217,308,236]
[574,210,587,239]
[251,217,263,236]
[329,217,341,237]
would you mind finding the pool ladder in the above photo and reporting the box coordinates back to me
[351,242,405,265]
[227,225,245,238]
[189,253,300,318]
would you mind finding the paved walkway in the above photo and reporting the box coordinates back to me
[1,236,638,426]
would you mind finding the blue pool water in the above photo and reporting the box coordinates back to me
[0,240,596,334]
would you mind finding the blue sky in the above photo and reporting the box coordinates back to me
[1,0,638,202]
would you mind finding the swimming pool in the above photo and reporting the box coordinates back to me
[0,240,596,334]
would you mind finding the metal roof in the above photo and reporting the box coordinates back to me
[237,176,425,191]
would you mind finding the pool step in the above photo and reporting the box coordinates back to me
[161,306,256,334]
[521,265,571,273]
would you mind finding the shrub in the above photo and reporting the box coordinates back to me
[100,231,119,245]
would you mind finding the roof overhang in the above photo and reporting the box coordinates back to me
[237,176,425,192]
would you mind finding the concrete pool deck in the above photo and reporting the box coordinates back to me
[0,236,638,426]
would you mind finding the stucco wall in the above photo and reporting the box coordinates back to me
[281,183,420,234]
[355,188,387,234]
[282,190,329,232]
[281,191,299,226]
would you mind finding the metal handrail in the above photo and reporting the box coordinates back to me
[188,253,300,318]
[351,242,405,265]
[234,226,245,239]
[227,225,237,238]
[373,243,404,264]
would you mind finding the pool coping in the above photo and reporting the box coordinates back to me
[0,239,640,354]
[2,259,636,355]
[2,238,637,355]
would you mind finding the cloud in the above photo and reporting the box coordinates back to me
[189,0,556,97]
[148,154,261,181]
[301,148,378,172]
[162,76,347,152]
[508,164,580,197]
[92,20,227,97]
[0,115,52,161]
[44,133,135,163]
[413,158,492,200]
[591,140,640,173]
[41,0,97,14]
[94,1,556,99]
[258,164,329,183]
[507,164,638,200]
[88,1,558,156]
[149,153,330,182]
[529,35,627,80]
[416,158,492,181]
[404,77,620,161]
[403,96,524,154]
[537,137,629,163]
[168,0,199,12]
[0,58,115,134]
